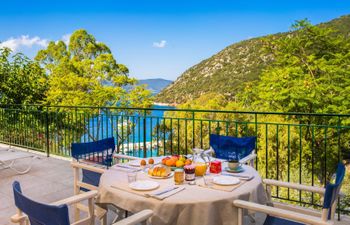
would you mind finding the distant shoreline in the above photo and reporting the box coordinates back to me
[153,102,177,107]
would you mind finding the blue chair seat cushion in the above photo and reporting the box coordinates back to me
[263,215,305,225]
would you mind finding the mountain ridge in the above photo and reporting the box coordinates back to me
[156,15,350,104]
[137,78,172,95]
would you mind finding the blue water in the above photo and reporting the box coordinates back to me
[81,105,175,156]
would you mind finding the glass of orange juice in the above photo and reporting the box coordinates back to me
[195,163,207,176]
[174,169,184,184]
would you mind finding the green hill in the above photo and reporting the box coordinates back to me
[155,15,350,104]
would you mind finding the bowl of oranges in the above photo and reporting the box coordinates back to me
[161,155,192,170]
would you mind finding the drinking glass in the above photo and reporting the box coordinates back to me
[203,174,214,187]
[127,171,137,183]
[174,169,184,185]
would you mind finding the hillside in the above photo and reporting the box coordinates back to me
[156,15,350,104]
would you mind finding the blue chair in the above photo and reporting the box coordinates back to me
[11,181,97,225]
[11,181,153,225]
[71,138,116,224]
[234,163,346,225]
[209,134,257,166]
[71,162,107,224]
[71,138,144,224]
[71,137,116,168]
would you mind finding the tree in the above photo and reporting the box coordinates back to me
[35,29,153,108]
[35,29,153,148]
[0,47,48,105]
[0,47,49,148]
[239,20,350,185]
[241,20,350,118]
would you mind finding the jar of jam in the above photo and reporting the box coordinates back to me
[184,165,195,181]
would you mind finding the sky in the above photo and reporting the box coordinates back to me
[0,1,349,81]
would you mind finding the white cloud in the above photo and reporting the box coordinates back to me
[61,33,71,45]
[153,40,167,48]
[0,35,49,52]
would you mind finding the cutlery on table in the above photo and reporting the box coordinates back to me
[221,173,254,180]
[114,164,141,172]
[150,186,185,200]
[150,186,179,196]
[111,185,184,199]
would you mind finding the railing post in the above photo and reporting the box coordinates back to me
[254,113,258,170]
[143,109,147,158]
[45,107,50,157]
[192,111,195,149]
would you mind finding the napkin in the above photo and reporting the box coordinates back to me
[151,186,186,200]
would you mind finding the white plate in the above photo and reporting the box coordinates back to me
[129,160,142,167]
[129,180,160,191]
[212,176,240,186]
[147,172,174,179]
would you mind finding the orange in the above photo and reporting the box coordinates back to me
[162,157,170,165]
[140,159,147,166]
[165,159,175,167]
[148,158,155,164]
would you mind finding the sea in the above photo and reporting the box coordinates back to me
[81,105,175,157]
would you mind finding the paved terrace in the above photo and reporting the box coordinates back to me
[0,144,349,225]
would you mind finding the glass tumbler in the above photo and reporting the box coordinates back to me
[127,171,137,183]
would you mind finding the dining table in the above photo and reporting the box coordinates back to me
[96,157,267,225]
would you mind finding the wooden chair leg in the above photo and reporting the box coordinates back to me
[266,184,274,206]
[74,203,80,222]
[88,198,95,225]
[238,208,243,225]
[101,214,107,225]
[73,165,81,222]
[248,214,255,223]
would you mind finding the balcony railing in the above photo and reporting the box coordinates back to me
[0,104,349,216]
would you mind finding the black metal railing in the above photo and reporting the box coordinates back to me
[0,104,349,216]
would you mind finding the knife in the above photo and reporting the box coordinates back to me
[114,164,141,172]
[221,173,253,180]
[152,186,179,196]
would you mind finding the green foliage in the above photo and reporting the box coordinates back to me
[241,20,350,117]
[161,19,350,210]
[35,29,153,109]
[0,48,48,105]
[156,15,350,105]
[0,29,153,153]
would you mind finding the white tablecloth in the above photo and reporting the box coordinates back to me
[97,161,267,225]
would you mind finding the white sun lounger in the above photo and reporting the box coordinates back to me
[0,149,38,174]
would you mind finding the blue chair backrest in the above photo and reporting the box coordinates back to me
[71,137,115,167]
[12,181,70,225]
[72,138,115,191]
[80,169,102,192]
[322,163,346,219]
[209,134,256,161]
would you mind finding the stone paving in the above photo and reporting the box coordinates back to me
[0,144,349,225]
